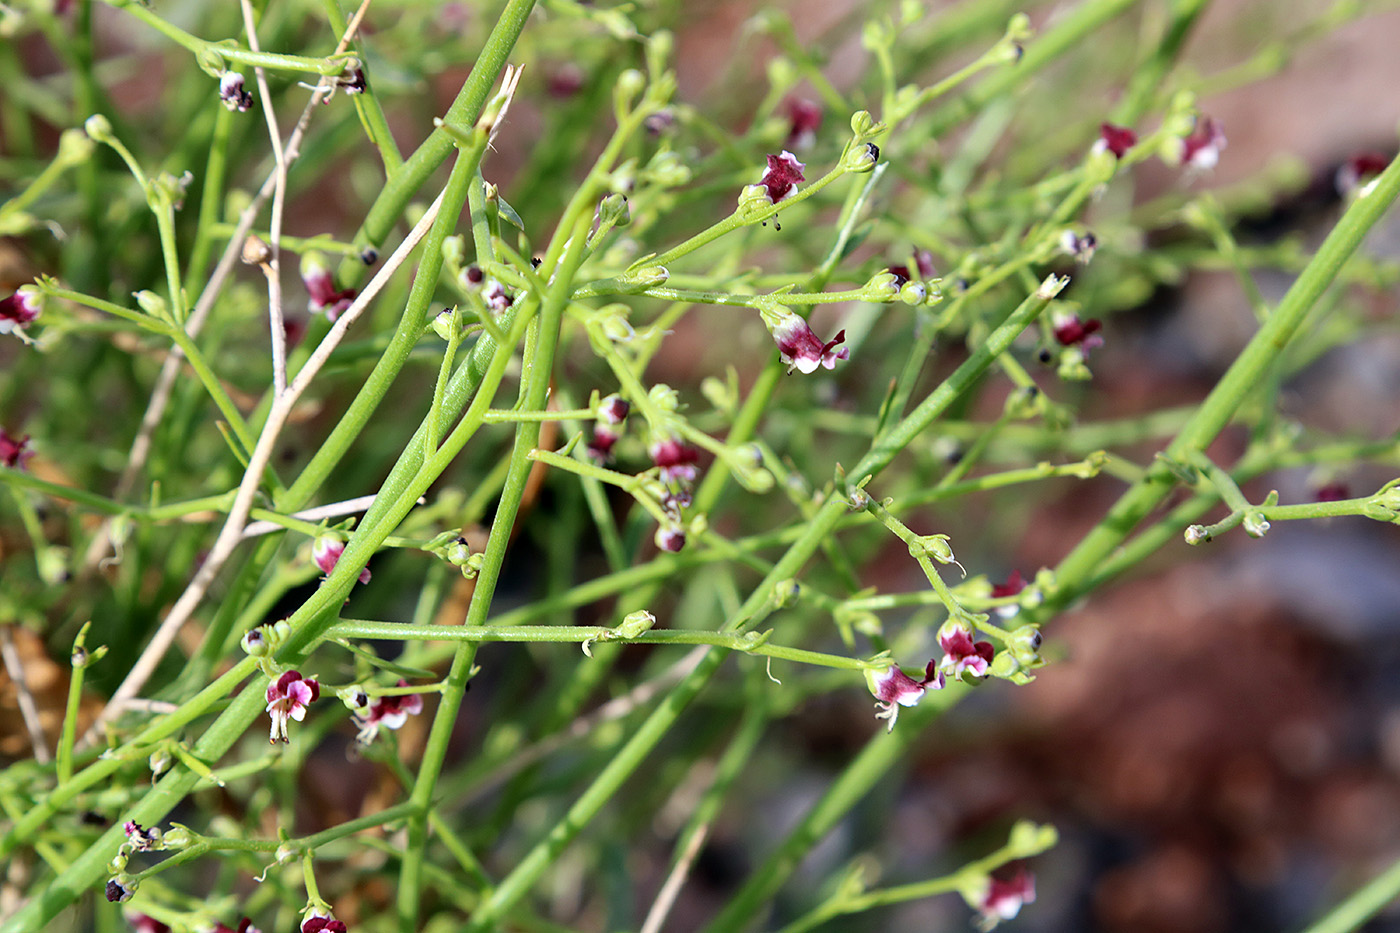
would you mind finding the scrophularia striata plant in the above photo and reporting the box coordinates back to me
[1,1,1399,932]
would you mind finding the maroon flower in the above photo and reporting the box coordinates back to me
[757,151,806,204]
[353,680,424,745]
[125,914,171,933]
[1314,482,1349,502]
[0,428,33,470]
[338,67,366,95]
[761,307,848,374]
[1051,310,1103,351]
[0,286,42,335]
[913,249,937,280]
[301,252,356,321]
[598,394,630,425]
[866,658,943,730]
[587,425,620,462]
[784,98,822,150]
[939,622,995,679]
[301,912,347,933]
[654,526,686,553]
[976,868,1036,930]
[1095,122,1137,159]
[218,73,253,112]
[1179,116,1226,170]
[649,437,701,485]
[312,535,371,584]
[265,670,319,743]
[886,265,912,288]
[1335,152,1390,195]
[106,879,133,903]
[991,570,1026,618]
[211,920,262,933]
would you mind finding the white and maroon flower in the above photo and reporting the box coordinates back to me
[1335,151,1389,196]
[784,98,822,150]
[0,286,43,335]
[762,308,848,374]
[1178,116,1226,170]
[353,680,424,745]
[598,394,630,425]
[301,910,347,933]
[654,525,686,553]
[975,868,1036,930]
[990,570,1027,619]
[300,252,356,321]
[1,428,33,470]
[1095,122,1137,159]
[1059,230,1097,264]
[867,659,943,731]
[587,424,621,462]
[123,821,160,852]
[265,671,320,743]
[482,279,513,313]
[649,437,701,485]
[338,66,367,95]
[312,535,371,584]
[939,622,995,679]
[757,151,806,204]
[1050,310,1103,352]
[126,914,171,933]
[219,72,254,112]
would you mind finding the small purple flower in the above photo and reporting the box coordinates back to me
[0,286,43,335]
[1179,116,1226,170]
[975,868,1036,930]
[763,308,849,374]
[1095,122,1137,159]
[990,570,1026,619]
[650,437,701,485]
[1051,310,1103,351]
[757,151,806,204]
[219,72,254,112]
[265,670,319,743]
[784,98,822,150]
[301,252,356,321]
[353,680,424,745]
[0,428,33,470]
[867,659,943,731]
[312,535,372,584]
[938,622,995,679]
[301,911,348,933]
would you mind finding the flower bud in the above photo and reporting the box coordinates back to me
[109,852,129,874]
[1036,273,1069,300]
[160,825,194,849]
[841,141,880,173]
[149,747,173,777]
[241,626,270,656]
[597,192,631,229]
[338,685,370,710]
[849,110,879,141]
[616,610,657,639]
[431,308,457,341]
[84,113,114,143]
[241,234,272,266]
[1004,625,1043,668]
[1242,511,1271,538]
[56,128,95,166]
[898,279,927,305]
[864,270,901,300]
[772,579,801,608]
[133,290,168,319]
[441,235,466,268]
[614,69,647,108]
[648,383,680,412]
[913,533,956,565]
[598,394,630,425]
[654,525,686,552]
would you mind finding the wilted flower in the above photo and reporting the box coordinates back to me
[866,659,943,731]
[1095,122,1137,159]
[1059,230,1097,264]
[974,868,1036,930]
[0,286,43,335]
[761,307,848,374]
[106,878,134,903]
[219,73,254,112]
[784,98,822,150]
[122,821,160,852]
[353,680,424,745]
[757,151,806,204]
[0,428,33,470]
[312,535,371,584]
[338,66,366,95]
[265,671,319,743]
[301,252,356,321]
